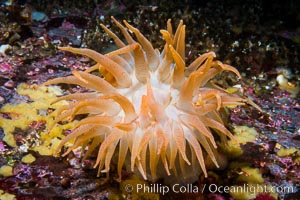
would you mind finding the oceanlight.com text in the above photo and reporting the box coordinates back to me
[124,183,294,196]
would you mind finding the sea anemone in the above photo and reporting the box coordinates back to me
[44,17,255,182]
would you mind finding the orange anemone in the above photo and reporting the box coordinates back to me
[44,17,256,182]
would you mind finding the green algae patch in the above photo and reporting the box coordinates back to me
[229,184,278,200]
[237,167,264,184]
[0,165,13,177]
[228,165,278,199]
[277,147,300,157]
[0,83,76,155]
[21,153,36,164]
[228,163,278,199]
[0,189,16,200]
[220,126,259,158]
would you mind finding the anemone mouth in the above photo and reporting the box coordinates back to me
[44,17,253,181]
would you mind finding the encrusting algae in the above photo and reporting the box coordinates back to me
[228,163,279,200]
[219,126,259,158]
[0,83,76,155]
[43,17,260,182]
